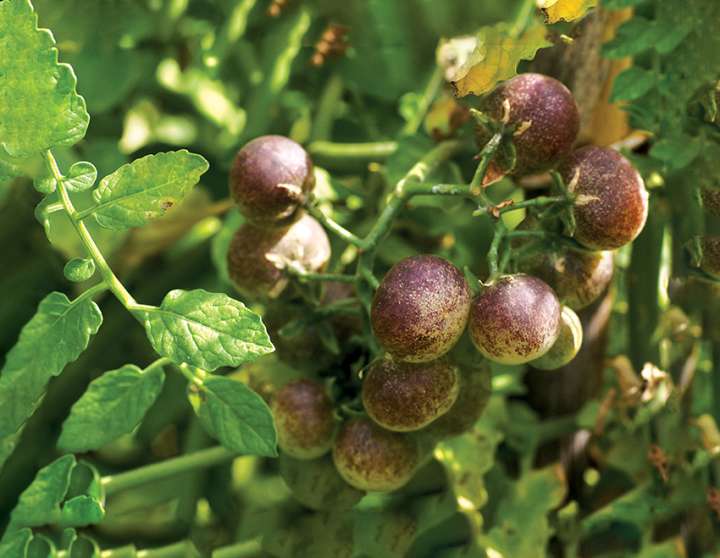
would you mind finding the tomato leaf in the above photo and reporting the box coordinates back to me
[0,292,102,470]
[58,363,166,452]
[0,0,89,156]
[91,150,209,230]
[143,289,274,371]
[451,20,551,98]
[194,375,277,457]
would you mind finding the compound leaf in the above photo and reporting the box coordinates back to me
[91,150,209,230]
[451,19,551,97]
[194,375,277,457]
[143,289,274,371]
[0,0,89,157]
[58,363,165,453]
[0,292,102,470]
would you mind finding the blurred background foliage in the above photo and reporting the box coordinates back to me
[2,0,720,556]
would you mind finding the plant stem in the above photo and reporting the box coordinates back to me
[401,66,443,136]
[102,446,237,496]
[304,202,368,248]
[311,73,343,142]
[487,221,507,281]
[473,195,565,217]
[307,140,398,162]
[136,541,200,558]
[471,132,503,190]
[46,150,141,313]
[144,357,172,374]
[74,282,110,303]
[287,269,357,283]
[212,539,262,558]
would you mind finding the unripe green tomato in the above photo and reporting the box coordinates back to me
[361,358,460,432]
[519,246,614,311]
[469,274,560,365]
[229,135,315,227]
[477,73,580,177]
[424,358,492,438]
[332,417,419,492]
[278,453,364,511]
[371,255,471,363]
[699,236,720,278]
[227,213,330,299]
[560,146,648,250]
[530,306,583,370]
[271,379,336,460]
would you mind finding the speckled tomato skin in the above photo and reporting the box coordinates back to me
[371,255,471,363]
[362,358,460,432]
[424,359,492,438]
[227,214,330,299]
[530,306,583,370]
[521,248,614,311]
[271,379,336,460]
[230,135,315,227]
[701,187,720,216]
[478,73,580,176]
[560,146,648,250]
[332,417,419,492]
[278,453,364,511]
[469,274,561,365]
[700,236,720,278]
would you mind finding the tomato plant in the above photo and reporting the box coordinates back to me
[1,0,720,556]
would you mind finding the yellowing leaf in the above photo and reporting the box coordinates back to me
[539,0,598,24]
[451,20,551,97]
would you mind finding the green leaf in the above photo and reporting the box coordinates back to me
[603,17,659,59]
[0,0,89,156]
[91,150,209,230]
[483,466,567,558]
[9,454,76,529]
[0,292,102,469]
[194,375,277,457]
[63,258,96,282]
[65,161,97,193]
[650,135,702,170]
[33,175,57,195]
[143,289,274,371]
[0,529,32,558]
[611,67,656,102]
[61,496,104,528]
[58,363,165,453]
[9,456,105,531]
[653,19,693,55]
[435,420,503,510]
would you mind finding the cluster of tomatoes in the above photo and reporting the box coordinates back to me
[225,72,649,507]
